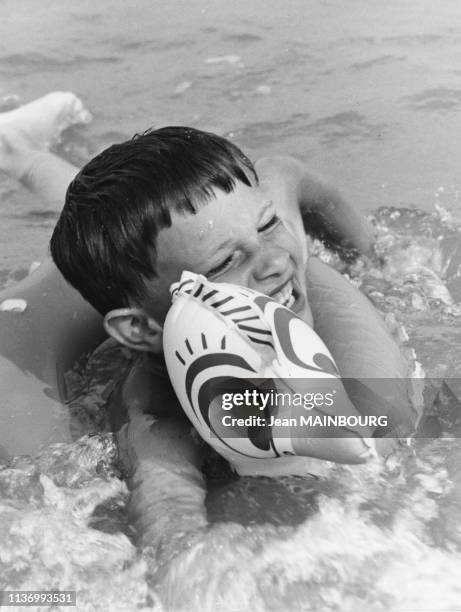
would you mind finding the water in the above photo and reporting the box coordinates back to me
[1,1,461,610]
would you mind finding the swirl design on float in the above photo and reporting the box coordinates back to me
[171,274,338,378]
[163,271,344,464]
[173,332,280,460]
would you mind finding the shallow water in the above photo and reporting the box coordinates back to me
[1,1,461,611]
[1,209,460,611]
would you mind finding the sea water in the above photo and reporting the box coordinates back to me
[1,1,461,610]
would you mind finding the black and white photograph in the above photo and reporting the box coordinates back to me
[1,1,461,611]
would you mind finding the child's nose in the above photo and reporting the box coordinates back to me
[251,247,290,284]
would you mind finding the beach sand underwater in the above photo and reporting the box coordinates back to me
[1,1,461,610]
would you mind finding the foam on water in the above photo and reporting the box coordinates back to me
[0,436,162,612]
[134,440,461,611]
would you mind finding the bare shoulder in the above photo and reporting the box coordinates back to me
[256,155,344,202]
[254,156,309,254]
[109,353,185,433]
[254,155,332,212]
[254,156,307,221]
[256,156,374,256]
[255,155,305,187]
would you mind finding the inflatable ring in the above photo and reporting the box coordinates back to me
[163,271,377,475]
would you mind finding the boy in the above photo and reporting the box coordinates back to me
[0,93,411,564]
[50,125,413,552]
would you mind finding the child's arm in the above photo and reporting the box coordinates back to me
[110,356,208,561]
[256,156,374,258]
[119,415,207,559]
[0,259,104,459]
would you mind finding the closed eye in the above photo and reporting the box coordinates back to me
[206,254,234,277]
[258,214,281,233]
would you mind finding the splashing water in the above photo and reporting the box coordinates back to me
[1,206,461,611]
[0,435,162,612]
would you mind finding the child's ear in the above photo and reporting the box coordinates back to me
[103,308,163,353]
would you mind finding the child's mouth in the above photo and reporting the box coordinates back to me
[272,279,296,309]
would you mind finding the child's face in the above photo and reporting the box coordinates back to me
[142,180,313,326]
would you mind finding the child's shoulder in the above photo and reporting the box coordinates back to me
[254,156,308,227]
[255,155,306,187]
[256,156,374,257]
[254,155,332,216]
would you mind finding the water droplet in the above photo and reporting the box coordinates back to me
[0,298,27,312]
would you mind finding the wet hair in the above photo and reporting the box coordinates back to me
[50,126,257,315]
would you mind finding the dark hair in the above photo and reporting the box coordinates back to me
[50,127,257,315]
